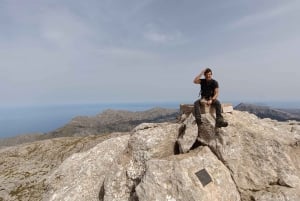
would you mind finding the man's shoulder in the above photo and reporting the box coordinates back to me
[212,79,219,86]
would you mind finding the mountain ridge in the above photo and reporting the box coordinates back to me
[0,107,179,148]
[234,102,300,121]
[2,103,300,148]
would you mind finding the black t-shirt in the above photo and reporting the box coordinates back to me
[200,79,219,99]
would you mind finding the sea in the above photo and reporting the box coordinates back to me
[0,102,180,139]
[0,101,299,139]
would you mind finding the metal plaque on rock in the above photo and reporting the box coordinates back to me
[195,168,212,187]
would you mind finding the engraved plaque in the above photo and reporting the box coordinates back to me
[195,169,212,187]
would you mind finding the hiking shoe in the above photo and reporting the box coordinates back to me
[216,118,228,128]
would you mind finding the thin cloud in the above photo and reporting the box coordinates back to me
[144,31,172,43]
[97,47,157,60]
[39,9,95,49]
[229,2,300,29]
[143,24,183,44]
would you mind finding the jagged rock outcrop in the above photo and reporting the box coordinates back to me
[1,109,300,201]
[101,123,182,201]
[218,112,300,201]
[180,111,300,200]
[43,135,130,201]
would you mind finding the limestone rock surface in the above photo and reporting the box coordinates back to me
[181,111,300,201]
[1,110,300,201]
[43,135,130,201]
[0,133,127,201]
[136,146,240,201]
[102,122,182,201]
[220,111,300,201]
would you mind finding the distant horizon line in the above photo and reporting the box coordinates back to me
[1,100,300,109]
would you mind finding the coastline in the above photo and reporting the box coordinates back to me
[1,101,299,139]
[0,102,180,138]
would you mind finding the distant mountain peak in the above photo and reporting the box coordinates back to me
[234,102,300,121]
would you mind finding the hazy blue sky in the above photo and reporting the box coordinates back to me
[1,0,299,106]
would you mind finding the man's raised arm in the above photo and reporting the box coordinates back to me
[193,69,206,84]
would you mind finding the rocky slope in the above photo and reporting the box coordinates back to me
[1,110,300,201]
[0,133,44,149]
[0,133,128,201]
[234,103,300,121]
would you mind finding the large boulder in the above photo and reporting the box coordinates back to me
[220,111,300,201]
[102,122,182,201]
[180,111,300,201]
[135,146,240,201]
[43,135,130,201]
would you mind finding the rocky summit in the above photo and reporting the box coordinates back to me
[0,109,300,201]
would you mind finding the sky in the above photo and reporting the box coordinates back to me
[1,0,300,107]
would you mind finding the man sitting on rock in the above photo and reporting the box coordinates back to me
[193,68,228,128]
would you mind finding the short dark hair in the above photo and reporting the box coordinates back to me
[204,68,212,75]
